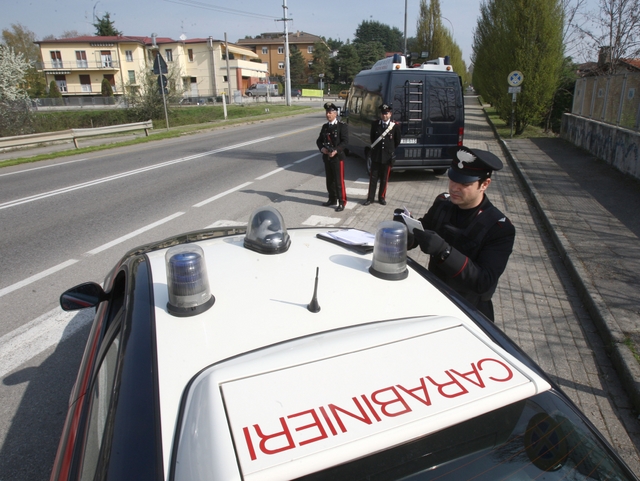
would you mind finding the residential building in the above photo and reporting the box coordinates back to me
[36,35,268,100]
[236,31,325,79]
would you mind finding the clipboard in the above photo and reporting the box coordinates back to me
[316,228,375,254]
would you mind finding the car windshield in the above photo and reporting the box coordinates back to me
[295,391,635,480]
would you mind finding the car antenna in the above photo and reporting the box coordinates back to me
[307,267,321,313]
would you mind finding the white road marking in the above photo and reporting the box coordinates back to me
[255,165,293,180]
[354,177,370,184]
[347,187,369,196]
[0,137,274,211]
[0,259,78,299]
[0,306,94,378]
[193,182,253,207]
[86,212,185,255]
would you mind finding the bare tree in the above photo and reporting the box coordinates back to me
[577,0,640,70]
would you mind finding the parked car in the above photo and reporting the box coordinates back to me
[245,83,278,97]
[338,89,349,99]
[51,207,639,481]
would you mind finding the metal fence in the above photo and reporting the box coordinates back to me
[572,72,640,131]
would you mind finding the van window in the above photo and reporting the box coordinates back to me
[392,80,424,136]
[429,87,457,122]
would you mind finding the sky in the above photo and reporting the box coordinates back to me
[1,0,480,65]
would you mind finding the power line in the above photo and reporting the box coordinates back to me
[162,0,279,21]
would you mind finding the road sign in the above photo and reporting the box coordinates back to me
[508,71,523,87]
[153,53,168,75]
[508,86,521,93]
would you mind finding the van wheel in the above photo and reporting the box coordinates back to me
[433,168,447,175]
[246,92,253,97]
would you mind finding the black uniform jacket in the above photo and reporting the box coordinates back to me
[418,193,515,307]
[316,121,349,161]
[369,120,401,164]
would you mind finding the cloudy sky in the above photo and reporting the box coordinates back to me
[2,0,482,65]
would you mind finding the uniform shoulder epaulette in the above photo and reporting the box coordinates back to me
[435,192,450,202]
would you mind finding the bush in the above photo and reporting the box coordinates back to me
[101,79,114,97]
[48,81,62,98]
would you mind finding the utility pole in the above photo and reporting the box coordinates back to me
[403,0,408,56]
[224,33,232,104]
[276,0,292,106]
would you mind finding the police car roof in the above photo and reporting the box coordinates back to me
[146,225,550,479]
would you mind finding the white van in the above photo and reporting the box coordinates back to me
[245,83,279,97]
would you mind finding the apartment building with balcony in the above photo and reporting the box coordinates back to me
[36,35,268,99]
[236,31,324,79]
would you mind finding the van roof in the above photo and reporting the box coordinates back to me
[370,54,455,73]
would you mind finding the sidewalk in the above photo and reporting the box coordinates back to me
[498,119,640,413]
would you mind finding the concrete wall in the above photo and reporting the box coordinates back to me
[561,113,640,180]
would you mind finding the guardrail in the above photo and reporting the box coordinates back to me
[0,120,153,151]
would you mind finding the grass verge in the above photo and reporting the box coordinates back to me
[482,105,558,139]
[1,105,317,169]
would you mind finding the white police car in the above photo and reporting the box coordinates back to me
[51,206,638,481]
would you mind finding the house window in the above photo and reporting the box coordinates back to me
[125,50,133,62]
[188,49,194,62]
[278,62,284,70]
[100,50,113,68]
[128,70,136,83]
[165,49,173,62]
[80,74,92,92]
[147,49,154,61]
[308,62,313,68]
[54,74,67,92]
[50,51,63,68]
[307,46,313,53]
[278,46,284,54]
[262,47,268,54]
[75,51,88,68]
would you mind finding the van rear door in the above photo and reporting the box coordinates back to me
[425,74,464,161]
[389,72,463,169]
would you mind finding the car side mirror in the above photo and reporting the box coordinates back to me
[60,282,108,311]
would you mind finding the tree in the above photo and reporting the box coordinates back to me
[353,20,404,52]
[2,23,47,98]
[354,41,386,70]
[101,78,114,96]
[289,45,307,82]
[473,0,564,134]
[0,45,32,136]
[576,0,640,71]
[0,45,29,102]
[324,37,343,50]
[311,41,332,82]
[93,12,122,36]
[333,44,360,84]
[48,80,62,98]
[414,0,468,83]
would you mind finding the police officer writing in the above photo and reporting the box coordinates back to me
[396,147,515,321]
[364,104,401,206]
[316,102,349,212]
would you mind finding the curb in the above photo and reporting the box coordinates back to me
[481,107,640,414]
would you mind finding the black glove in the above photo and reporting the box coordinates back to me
[393,208,405,225]
[413,229,448,257]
